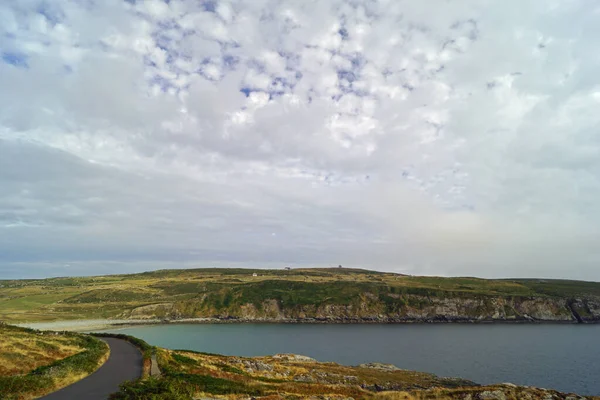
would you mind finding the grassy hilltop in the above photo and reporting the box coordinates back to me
[1,268,600,323]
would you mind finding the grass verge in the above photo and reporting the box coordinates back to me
[0,324,109,400]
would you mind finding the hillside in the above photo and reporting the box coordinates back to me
[0,324,109,400]
[1,268,599,324]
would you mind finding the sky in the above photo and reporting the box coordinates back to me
[1,0,600,280]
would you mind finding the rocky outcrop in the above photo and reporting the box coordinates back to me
[223,295,599,323]
[359,362,403,371]
[159,347,597,400]
[124,292,600,324]
[567,298,600,323]
[127,303,175,319]
[272,354,316,362]
[408,383,595,400]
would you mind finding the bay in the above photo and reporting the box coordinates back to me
[102,323,600,395]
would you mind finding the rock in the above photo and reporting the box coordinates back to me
[272,353,316,362]
[128,303,174,319]
[294,374,316,383]
[242,360,273,371]
[255,362,273,371]
[478,390,506,400]
[358,362,401,371]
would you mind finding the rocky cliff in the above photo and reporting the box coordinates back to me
[123,283,600,323]
[5,268,600,324]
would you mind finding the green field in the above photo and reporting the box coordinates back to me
[1,268,599,323]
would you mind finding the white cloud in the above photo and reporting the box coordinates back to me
[1,0,600,280]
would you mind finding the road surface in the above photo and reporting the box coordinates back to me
[41,338,142,400]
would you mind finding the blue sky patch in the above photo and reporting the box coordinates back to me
[2,51,28,68]
[37,2,65,25]
[202,0,216,13]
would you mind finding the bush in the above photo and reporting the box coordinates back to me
[110,374,267,400]
[171,354,196,366]
[110,377,195,400]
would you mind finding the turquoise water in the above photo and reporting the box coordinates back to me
[102,323,600,395]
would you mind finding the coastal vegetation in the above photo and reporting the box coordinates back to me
[1,268,599,324]
[0,324,109,400]
[109,345,596,399]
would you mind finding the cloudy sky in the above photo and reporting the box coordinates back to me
[1,0,599,280]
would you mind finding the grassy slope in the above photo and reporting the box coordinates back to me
[109,347,597,400]
[1,268,599,322]
[0,324,109,400]
[0,324,84,375]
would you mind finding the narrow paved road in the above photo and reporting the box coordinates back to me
[41,338,142,400]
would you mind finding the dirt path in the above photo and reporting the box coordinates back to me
[41,338,142,400]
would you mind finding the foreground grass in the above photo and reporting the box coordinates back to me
[0,324,84,375]
[371,387,598,400]
[108,347,597,400]
[110,348,474,399]
[0,324,109,400]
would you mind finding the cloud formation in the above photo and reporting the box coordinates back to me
[1,0,600,279]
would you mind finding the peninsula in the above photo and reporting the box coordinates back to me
[2,268,599,326]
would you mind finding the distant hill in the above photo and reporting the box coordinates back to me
[1,268,599,324]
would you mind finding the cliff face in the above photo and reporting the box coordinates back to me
[7,268,600,324]
[228,295,600,323]
[126,292,600,323]
[568,298,600,322]
[99,273,600,323]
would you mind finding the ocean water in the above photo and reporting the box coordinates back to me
[102,323,600,395]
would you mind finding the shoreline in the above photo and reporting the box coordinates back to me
[16,316,598,332]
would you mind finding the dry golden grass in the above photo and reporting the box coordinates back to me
[154,348,476,399]
[146,349,600,400]
[370,393,417,400]
[0,326,84,376]
[370,386,600,400]
[0,325,110,400]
